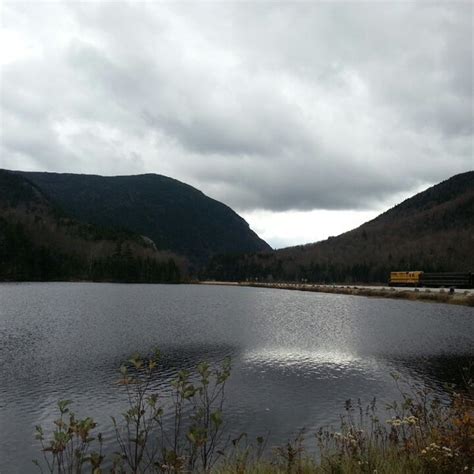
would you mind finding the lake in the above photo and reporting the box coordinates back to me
[0,282,473,473]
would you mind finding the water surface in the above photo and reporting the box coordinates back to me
[0,283,472,472]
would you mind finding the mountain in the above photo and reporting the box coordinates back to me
[0,170,184,282]
[205,171,474,283]
[19,171,270,263]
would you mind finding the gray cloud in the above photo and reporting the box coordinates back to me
[0,1,472,212]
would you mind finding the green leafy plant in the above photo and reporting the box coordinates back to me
[34,350,231,473]
[33,399,103,473]
[34,354,473,473]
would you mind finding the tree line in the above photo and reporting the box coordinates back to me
[0,217,181,283]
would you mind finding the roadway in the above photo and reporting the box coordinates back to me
[324,284,474,295]
[243,281,474,296]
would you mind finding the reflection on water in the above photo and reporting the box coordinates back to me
[0,283,472,473]
[243,348,377,371]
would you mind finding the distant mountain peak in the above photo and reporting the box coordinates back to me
[17,170,271,262]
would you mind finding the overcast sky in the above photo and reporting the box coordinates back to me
[1,1,472,248]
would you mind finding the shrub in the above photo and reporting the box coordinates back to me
[34,355,473,473]
[34,351,231,473]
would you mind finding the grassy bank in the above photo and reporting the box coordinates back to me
[202,282,474,307]
[32,353,473,473]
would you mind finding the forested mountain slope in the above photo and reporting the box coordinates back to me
[19,171,270,263]
[0,170,184,282]
[205,171,474,283]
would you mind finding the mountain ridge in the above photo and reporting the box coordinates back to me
[17,170,271,263]
[0,169,185,282]
[2,168,471,283]
[205,171,474,283]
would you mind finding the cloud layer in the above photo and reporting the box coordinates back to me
[1,2,472,214]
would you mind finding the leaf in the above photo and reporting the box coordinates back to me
[58,399,72,414]
[211,410,223,427]
[183,389,195,399]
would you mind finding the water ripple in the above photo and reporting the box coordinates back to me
[0,282,472,472]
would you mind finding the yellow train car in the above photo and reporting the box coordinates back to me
[389,271,423,287]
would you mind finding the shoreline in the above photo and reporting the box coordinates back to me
[2,280,473,307]
[199,281,474,307]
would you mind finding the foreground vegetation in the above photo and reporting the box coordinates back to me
[33,353,473,473]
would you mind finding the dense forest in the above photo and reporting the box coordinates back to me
[19,171,270,263]
[204,171,474,284]
[0,170,184,282]
[2,169,472,284]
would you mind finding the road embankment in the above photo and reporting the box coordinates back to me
[199,281,474,307]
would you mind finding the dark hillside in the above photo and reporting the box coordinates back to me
[205,171,474,283]
[0,169,46,206]
[19,171,270,263]
[0,170,185,282]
